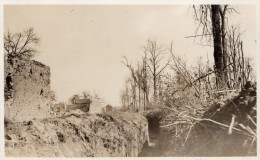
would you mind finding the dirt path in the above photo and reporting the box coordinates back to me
[139,130,161,157]
[139,114,162,157]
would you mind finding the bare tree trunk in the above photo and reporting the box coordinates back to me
[240,42,245,86]
[153,72,157,102]
[220,5,229,88]
[137,65,141,109]
[146,89,149,104]
[143,53,148,108]
[211,5,225,88]
[143,92,146,110]
[138,84,141,109]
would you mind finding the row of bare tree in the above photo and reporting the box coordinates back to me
[121,40,170,111]
[121,5,255,112]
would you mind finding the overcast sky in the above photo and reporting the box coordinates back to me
[4,5,257,106]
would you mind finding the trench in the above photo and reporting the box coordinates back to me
[139,115,162,157]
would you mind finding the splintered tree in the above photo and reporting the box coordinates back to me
[225,25,254,89]
[4,27,40,63]
[211,5,225,87]
[122,57,149,110]
[120,82,131,109]
[190,5,224,88]
[122,40,171,108]
[144,40,170,102]
[192,5,236,89]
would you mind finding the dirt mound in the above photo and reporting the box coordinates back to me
[5,111,148,157]
[184,81,257,156]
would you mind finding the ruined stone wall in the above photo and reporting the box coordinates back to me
[4,58,52,122]
[89,97,105,114]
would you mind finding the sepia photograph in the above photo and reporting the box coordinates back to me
[1,0,259,158]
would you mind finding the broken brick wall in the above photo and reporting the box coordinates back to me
[4,58,52,122]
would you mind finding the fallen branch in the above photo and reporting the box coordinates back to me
[184,115,255,138]
[228,98,242,115]
[184,34,212,38]
[228,114,236,134]
[184,123,194,145]
[246,114,256,127]
[160,121,188,128]
[210,89,238,93]
[246,126,256,137]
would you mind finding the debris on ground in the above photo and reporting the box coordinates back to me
[184,81,256,156]
[5,111,148,157]
[159,81,256,156]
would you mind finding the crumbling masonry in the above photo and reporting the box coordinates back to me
[4,58,52,122]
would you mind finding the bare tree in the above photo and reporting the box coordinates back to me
[120,86,129,109]
[142,55,149,107]
[226,25,254,89]
[211,5,225,87]
[120,77,138,111]
[144,40,170,102]
[122,56,151,109]
[4,27,40,63]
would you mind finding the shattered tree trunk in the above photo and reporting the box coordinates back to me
[211,5,226,89]
[220,5,229,88]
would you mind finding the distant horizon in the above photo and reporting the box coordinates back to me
[4,5,257,106]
